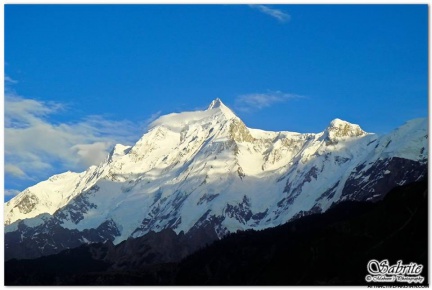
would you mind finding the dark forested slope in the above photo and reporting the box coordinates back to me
[5,179,428,286]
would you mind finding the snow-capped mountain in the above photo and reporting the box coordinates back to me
[4,99,428,260]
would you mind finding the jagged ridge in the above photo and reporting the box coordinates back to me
[4,99,428,260]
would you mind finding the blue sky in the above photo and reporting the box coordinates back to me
[4,4,428,201]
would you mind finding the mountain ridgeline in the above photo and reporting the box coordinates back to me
[4,99,428,264]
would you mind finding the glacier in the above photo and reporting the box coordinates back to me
[4,98,428,260]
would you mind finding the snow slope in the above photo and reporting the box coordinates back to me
[4,99,428,251]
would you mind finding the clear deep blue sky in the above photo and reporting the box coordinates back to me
[4,4,428,201]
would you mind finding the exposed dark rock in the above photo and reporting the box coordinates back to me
[5,219,120,261]
[175,179,427,285]
[251,209,268,221]
[316,181,340,202]
[224,196,252,224]
[229,119,255,143]
[5,179,427,286]
[197,193,219,205]
[341,157,427,201]
[15,194,39,214]
[288,204,322,221]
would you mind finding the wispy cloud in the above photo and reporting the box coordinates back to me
[71,142,112,168]
[5,164,28,179]
[4,92,153,182]
[5,189,21,197]
[5,75,18,84]
[143,111,162,127]
[235,91,303,112]
[250,5,291,23]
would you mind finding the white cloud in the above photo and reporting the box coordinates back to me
[71,142,111,168]
[235,91,303,112]
[144,111,162,126]
[5,76,18,84]
[5,164,27,178]
[4,93,149,181]
[250,5,291,23]
[5,94,64,128]
[5,189,21,197]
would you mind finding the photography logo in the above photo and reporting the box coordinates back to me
[365,259,424,284]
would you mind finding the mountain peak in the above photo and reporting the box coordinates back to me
[207,98,237,120]
[329,118,349,127]
[324,118,366,140]
[207,98,224,109]
[4,105,428,261]
[147,98,238,133]
[108,144,132,163]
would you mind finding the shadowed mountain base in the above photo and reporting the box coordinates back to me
[5,179,428,286]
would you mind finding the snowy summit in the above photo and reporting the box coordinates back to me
[4,99,428,261]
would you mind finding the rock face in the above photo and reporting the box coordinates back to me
[4,99,428,260]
